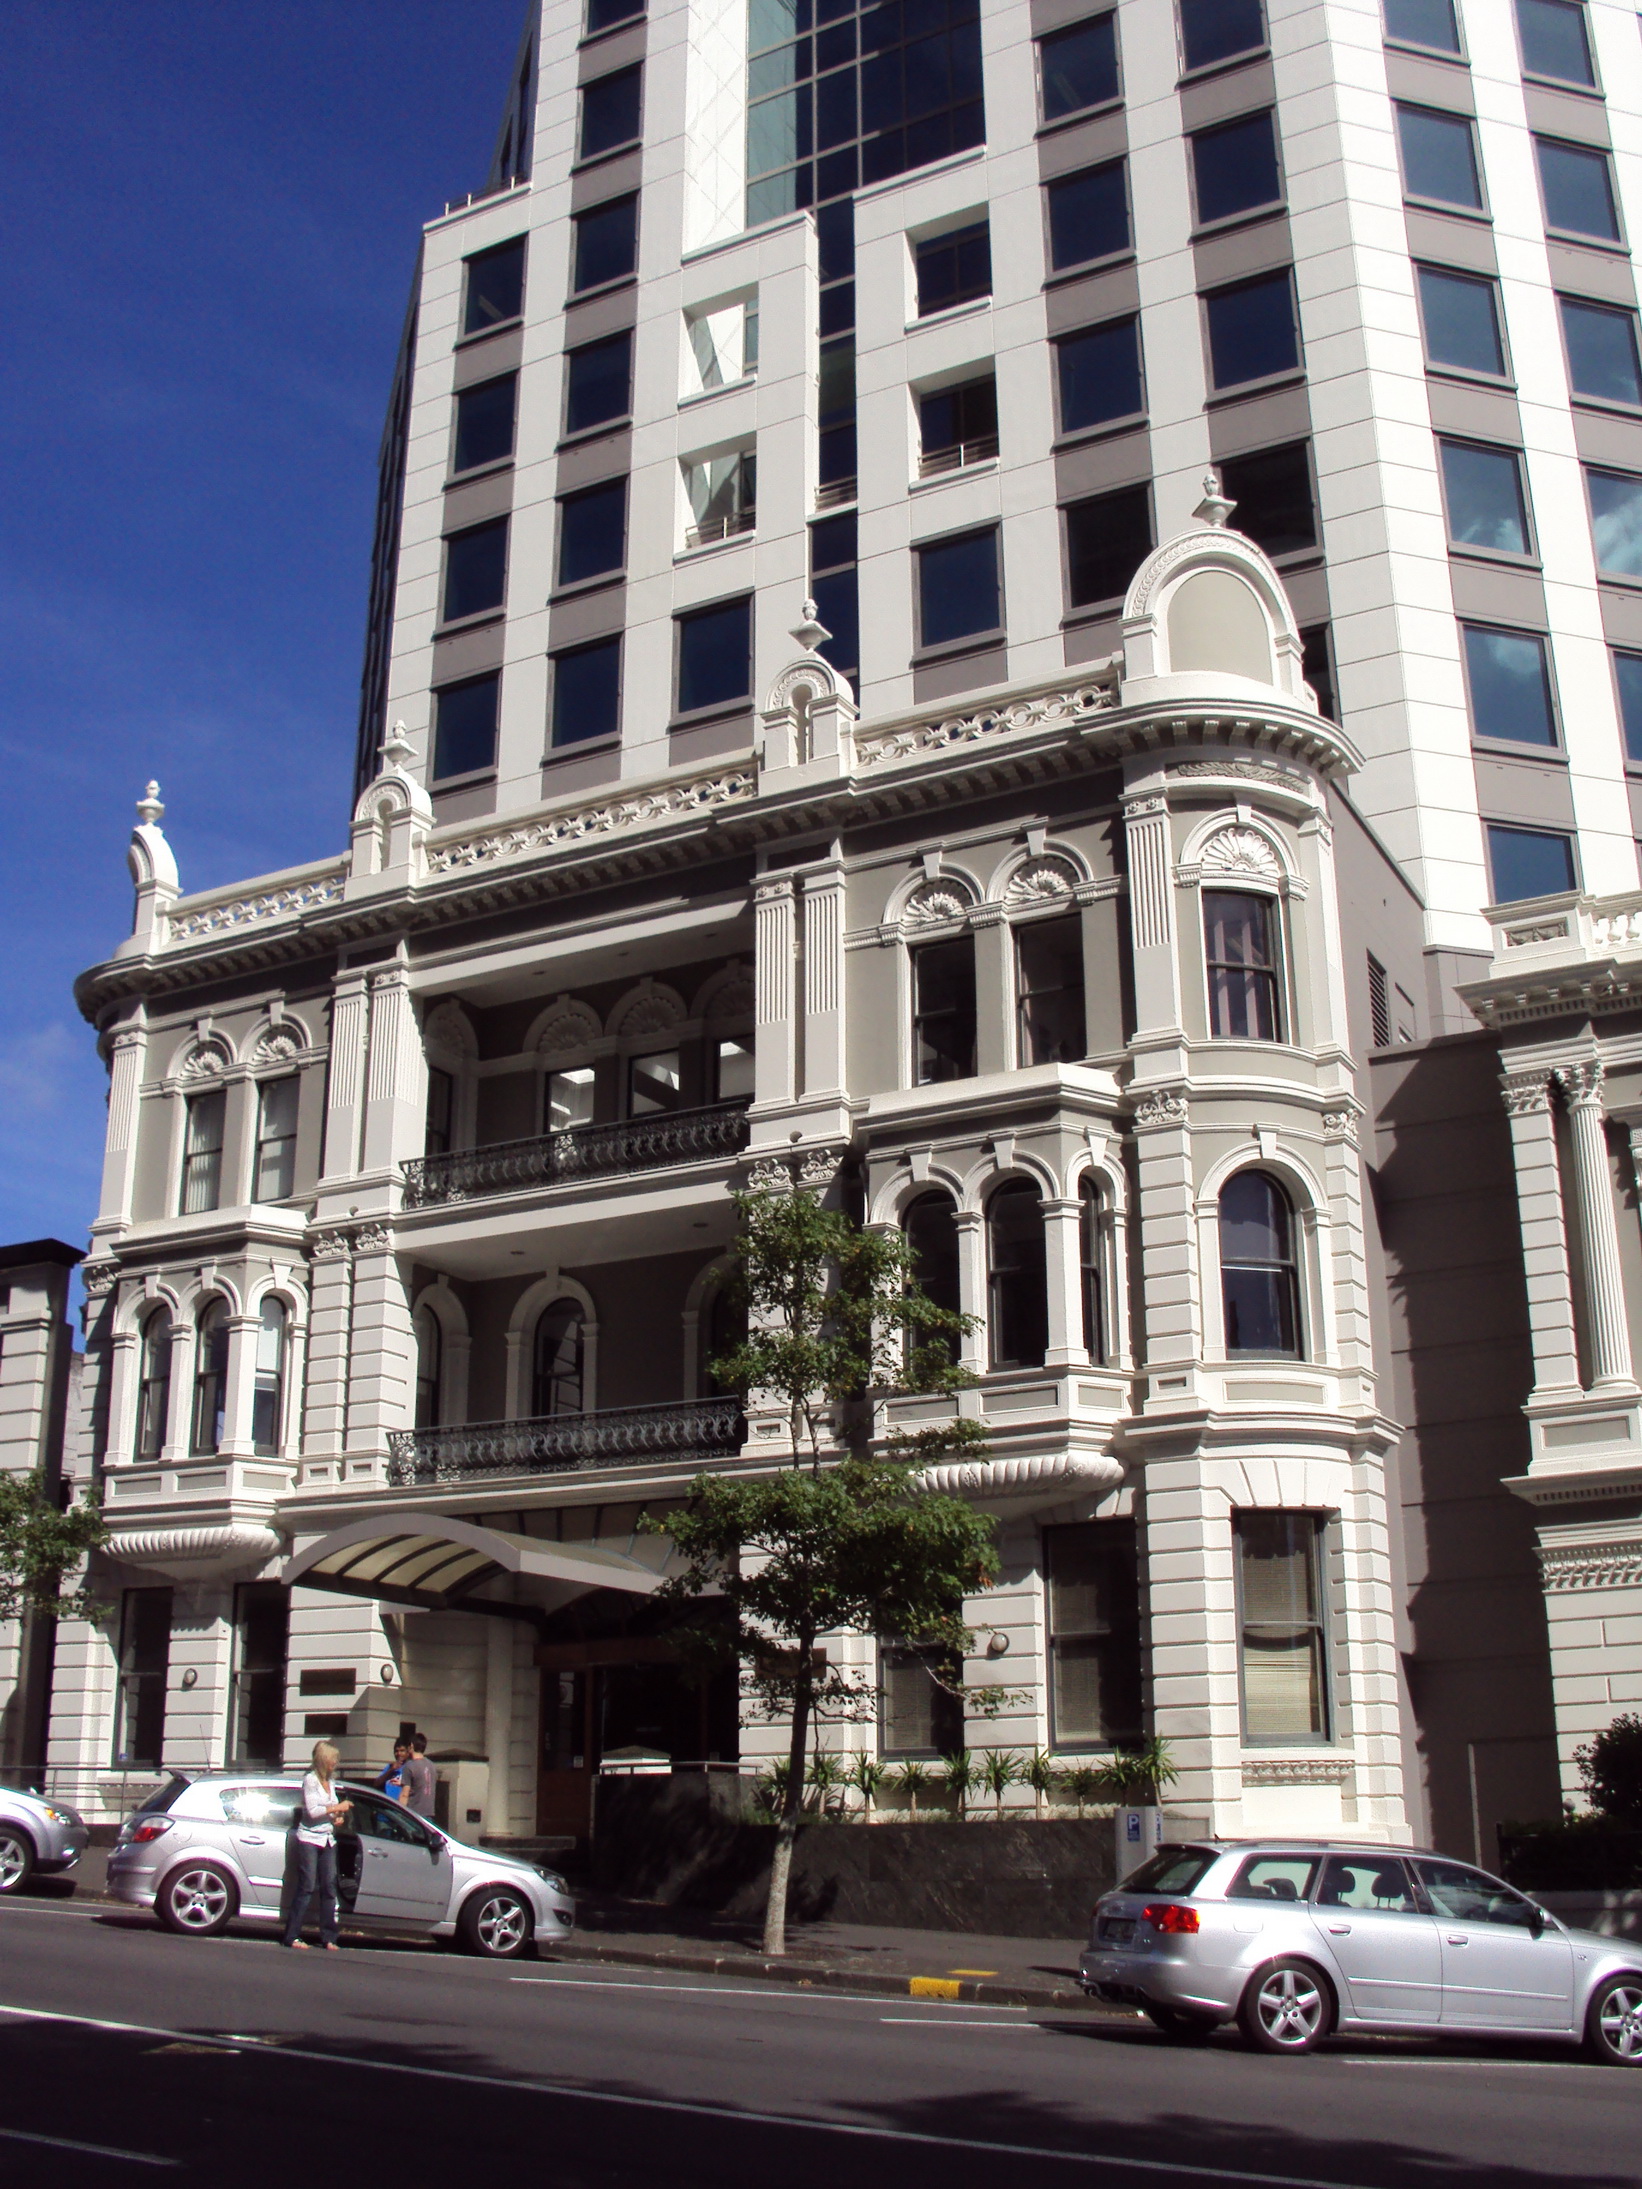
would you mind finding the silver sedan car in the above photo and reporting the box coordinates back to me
[107,1772,574,1958]
[0,1786,90,1895]
[1080,1840,1642,2064]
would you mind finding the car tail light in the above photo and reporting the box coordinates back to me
[1142,1902,1199,1934]
[128,1819,174,1845]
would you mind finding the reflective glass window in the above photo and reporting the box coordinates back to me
[565,331,633,434]
[1461,625,1557,746]
[558,479,628,586]
[1039,15,1118,120]
[1384,0,1459,48]
[191,1300,230,1456]
[1180,0,1265,71]
[1046,161,1130,272]
[1046,1519,1142,1748]
[1205,892,1281,1040]
[1238,1512,1329,1742]
[1588,467,1642,577]
[676,596,753,712]
[1417,266,1505,376]
[552,637,621,746]
[253,1076,298,1203]
[917,527,1000,645]
[1057,317,1143,432]
[1439,440,1531,555]
[1191,111,1281,226]
[453,374,517,473]
[580,64,642,158]
[1205,270,1300,390]
[914,220,990,315]
[1485,823,1576,901]
[1064,484,1152,605]
[463,239,525,335]
[181,1087,226,1215]
[1016,912,1085,1065]
[443,518,508,622]
[1396,104,1482,209]
[1516,0,1594,85]
[912,935,976,1084]
[572,195,639,293]
[1536,138,1620,240]
[1561,299,1642,406]
[532,1302,585,1416]
[1218,442,1317,558]
[432,673,499,781]
[987,1180,1048,1369]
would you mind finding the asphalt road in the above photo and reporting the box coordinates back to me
[0,1896,1637,2189]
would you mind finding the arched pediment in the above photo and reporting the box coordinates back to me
[607,979,687,1040]
[1122,482,1311,704]
[526,996,602,1056]
[424,999,478,1061]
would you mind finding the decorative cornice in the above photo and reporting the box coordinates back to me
[916,1452,1122,1500]
[1502,1071,1554,1117]
[425,768,756,879]
[1240,1756,1355,1785]
[169,871,346,945]
[1539,1537,1642,1591]
[854,676,1117,769]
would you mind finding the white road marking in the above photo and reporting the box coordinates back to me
[0,2000,1444,2189]
[879,2017,1041,2028]
[1336,2054,1615,2073]
[0,2124,178,2166]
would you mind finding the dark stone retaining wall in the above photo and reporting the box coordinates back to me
[592,1775,1120,1936]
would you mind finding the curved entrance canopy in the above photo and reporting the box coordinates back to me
[282,1512,667,1618]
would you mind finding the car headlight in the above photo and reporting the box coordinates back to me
[36,1807,69,1825]
[535,1867,568,1892]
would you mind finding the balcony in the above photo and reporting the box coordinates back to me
[685,508,755,551]
[815,478,856,510]
[917,434,998,479]
[386,1394,745,1487]
[402,1099,751,1209]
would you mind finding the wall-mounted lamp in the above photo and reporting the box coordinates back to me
[985,1630,1010,1658]
[379,1664,396,1685]
[180,1667,199,1689]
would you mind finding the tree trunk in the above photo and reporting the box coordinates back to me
[762,1657,812,1958]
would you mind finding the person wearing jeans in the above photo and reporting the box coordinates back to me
[282,1739,351,1950]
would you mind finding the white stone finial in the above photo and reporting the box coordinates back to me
[379,721,415,772]
[791,598,831,653]
[1195,471,1236,528]
[136,781,164,826]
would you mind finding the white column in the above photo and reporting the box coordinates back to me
[954,1210,986,1376]
[485,1616,514,1837]
[163,1319,194,1460]
[217,1314,260,1457]
[346,1226,416,1466]
[1042,1198,1082,1368]
[1555,1060,1636,1394]
[1133,1090,1199,1369]
[302,1234,354,1459]
[753,875,797,1108]
[1122,788,1182,1039]
[361,963,427,1177]
[322,971,370,1183]
[1503,1072,1581,1399]
[801,865,845,1099]
[97,1025,148,1226]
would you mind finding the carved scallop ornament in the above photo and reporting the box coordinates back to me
[607,980,687,1041]
[1198,825,1282,886]
[901,880,973,927]
[179,1037,233,1080]
[1003,855,1080,909]
[528,996,603,1056]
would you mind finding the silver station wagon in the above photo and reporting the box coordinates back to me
[107,1772,575,1958]
[1080,1840,1642,2064]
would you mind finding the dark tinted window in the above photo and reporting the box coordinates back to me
[1115,1847,1218,1895]
[1017,912,1085,1064]
[1219,442,1317,556]
[1065,483,1153,606]
[135,1774,189,1815]
[1462,624,1557,745]
[811,512,860,683]
[1562,298,1642,405]
[920,375,996,459]
[1046,1519,1141,1747]
[463,238,525,335]
[1227,1853,1322,1902]
[988,1180,1048,1368]
[1537,139,1619,240]
[676,595,752,712]
[558,479,627,585]
[918,527,1000,644]
[913,935,976,1083]
[573,194,638,292]
[580,64,642,158]
[565,330,632,434]
[433,673,500,780]
[1317,1855,1416,1912]
[1057,317,1144,431]
[1192,111,1281,225]
[1220,1172,1300,1356]
[588,0,643,28]
[904,1190,962,1346]
[1588,468,1642,577]
[442,518,508,622]
[1384,0,1459,49]
[453,374,517,472]
[1039,14,1118,119]
[1396,104,1482,209]
[1047,160,1129,271]
[1417,266,1505,375]
[1439,439,1530,554]
[552,637,621,746]
[1418,1858,1547,1926]
[1486,822,1576,901]
[1205,892,1281,1040]
[1205,270,1300,389]
[1614,651,1642,761]
[1180,0,1265,71]
[1301,624,1337,723]
[1517,0,1594,85]
[914,220,991,314]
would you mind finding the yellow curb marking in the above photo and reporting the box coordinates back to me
[908,1976,961,2000]
[948,1969,997,1976]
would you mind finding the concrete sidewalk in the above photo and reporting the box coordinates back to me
[40,1846,1115,2013]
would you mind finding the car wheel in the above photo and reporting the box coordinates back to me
[0,1827,36,1896]
[1237,1959,1333,2055]
[458,1887,534,1959]
[1145,2005,1217,2044]
[157,1863,238,1937]
[1586,1975,1642,2066]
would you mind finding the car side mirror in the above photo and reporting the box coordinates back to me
[1529,1903,1548,1938]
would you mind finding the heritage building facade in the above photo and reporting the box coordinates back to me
[16,0,1642,1860]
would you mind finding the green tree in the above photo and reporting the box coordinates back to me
[649,1182,1005,1956]
[1577,1714,1642,1826]
[0,1473,105,1624]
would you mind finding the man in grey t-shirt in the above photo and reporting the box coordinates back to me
[400,1733,436,1818]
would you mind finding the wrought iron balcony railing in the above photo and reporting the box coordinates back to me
[386,1394,746,1487]
[401,1098,751,1208]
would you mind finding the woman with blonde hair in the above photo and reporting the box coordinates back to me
[282,1739,351,1950]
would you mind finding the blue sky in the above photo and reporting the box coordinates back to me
[0,1,525,1257]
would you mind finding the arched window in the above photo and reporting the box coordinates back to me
[250,1299,287,1455]
[135,1309,172,1460]
[532,1300,585,1417]
[414,1305,443,1430]
[987,1180,1048,1370]
[904,1190,961,1365]
[1220,1171,1301,1358]
[700,1275,748,1397]
[191,1300,230,1455]
[1079,1175,1106,1366]
[1204,890,1282,1040]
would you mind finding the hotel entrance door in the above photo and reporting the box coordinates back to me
[535,1641,739,1839]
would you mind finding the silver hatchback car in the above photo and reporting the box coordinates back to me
[107,1772,575,1959]
[0,1786,90,1895]
[1080,1840,1642,2064]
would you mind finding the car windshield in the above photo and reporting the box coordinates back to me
[1115,1847,1218,1895]
[134,1775,189,1815]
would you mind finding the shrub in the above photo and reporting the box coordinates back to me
[1577,1714,1642,1826]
